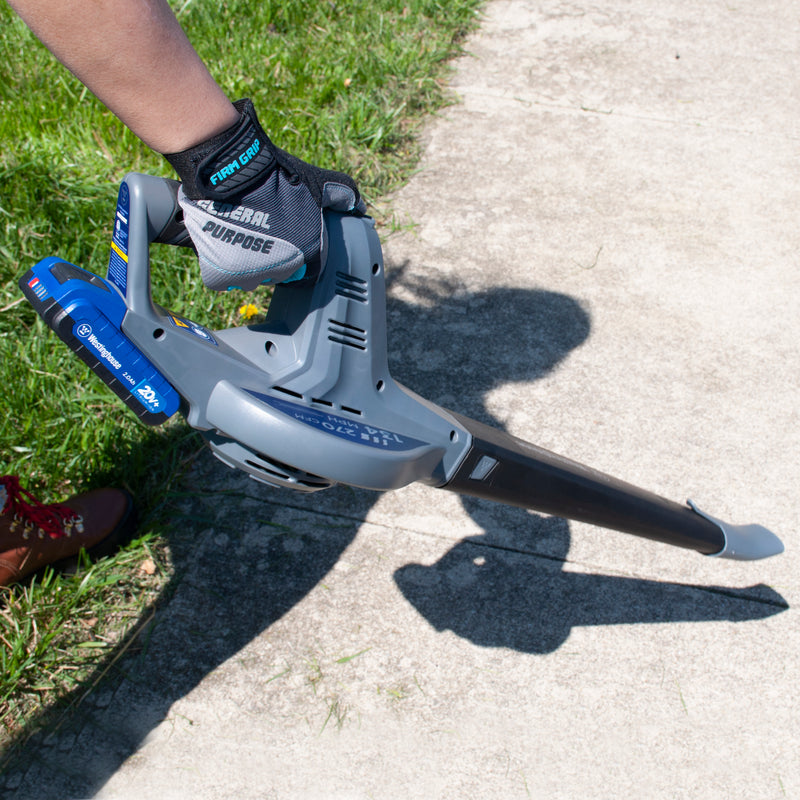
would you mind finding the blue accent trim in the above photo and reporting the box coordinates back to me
[245,390,429,452]
[107,182,130,296]
[282,264,308,284]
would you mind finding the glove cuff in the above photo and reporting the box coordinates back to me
[164,99,277,201]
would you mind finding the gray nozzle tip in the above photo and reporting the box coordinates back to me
[688,500,784,561]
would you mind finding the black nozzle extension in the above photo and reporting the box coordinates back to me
[442,412,726,555]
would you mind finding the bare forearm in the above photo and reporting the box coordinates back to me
[7,0,239,152]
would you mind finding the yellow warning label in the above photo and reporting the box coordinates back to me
[110,240,128,263]
[169,314,190,328]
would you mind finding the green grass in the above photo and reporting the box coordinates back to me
[0,540,169,742]
[0,0,482,756]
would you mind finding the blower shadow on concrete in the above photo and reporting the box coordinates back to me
[384,264,787,653]
[393,504,787,654]
[2,263,786,799]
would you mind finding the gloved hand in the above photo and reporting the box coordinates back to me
[164,99,365,291]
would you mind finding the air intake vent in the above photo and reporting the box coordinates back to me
[272,385,303,399]
[335,271,368,303]
[268,387,362,416]
[328,319,367,350]
[244,457,332,491]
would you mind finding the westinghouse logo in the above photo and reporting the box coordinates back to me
[75,323,122,371]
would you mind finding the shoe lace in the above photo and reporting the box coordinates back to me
[0,475,83,540]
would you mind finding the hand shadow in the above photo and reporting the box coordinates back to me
[2,261,786,799]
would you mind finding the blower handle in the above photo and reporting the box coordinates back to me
[114,173,192,317]
[150,178,193,248]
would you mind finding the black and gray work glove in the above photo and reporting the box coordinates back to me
[164,99,365,291]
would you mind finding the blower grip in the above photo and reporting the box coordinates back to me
[149,177,193,248]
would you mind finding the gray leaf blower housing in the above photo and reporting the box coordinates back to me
[19,174,784,562]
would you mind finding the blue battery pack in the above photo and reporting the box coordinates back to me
[20,257,180,425]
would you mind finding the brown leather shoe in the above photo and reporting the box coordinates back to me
[0,475,135,588]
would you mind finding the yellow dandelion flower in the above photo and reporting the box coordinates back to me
[238,303,259,320]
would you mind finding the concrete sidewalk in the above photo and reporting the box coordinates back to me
[7,1,798,797]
